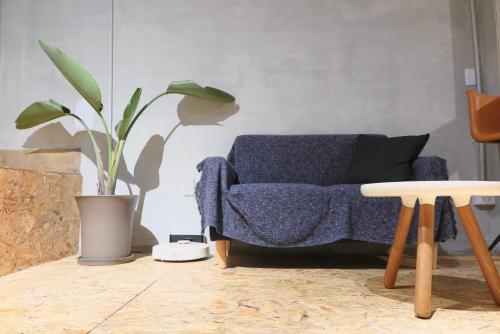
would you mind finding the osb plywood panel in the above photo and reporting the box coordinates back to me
[0,252,498,334]
[0,167,82,276]
[0,149,80,174]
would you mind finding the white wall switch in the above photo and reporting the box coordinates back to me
[464,68,477,86]
[472,195,496,206]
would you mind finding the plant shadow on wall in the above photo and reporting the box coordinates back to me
[23,97,239,248]
[128,97,239,248]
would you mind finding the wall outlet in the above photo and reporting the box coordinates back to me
[464,68,477,86]
[184,178,197,197]
[472,195,496,206]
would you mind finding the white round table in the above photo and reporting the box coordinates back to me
[361,181,500,319]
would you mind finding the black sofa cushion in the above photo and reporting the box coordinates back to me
[341,134,430,184]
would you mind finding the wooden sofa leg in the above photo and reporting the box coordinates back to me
[432,243,438,270]
[215,240,228,269]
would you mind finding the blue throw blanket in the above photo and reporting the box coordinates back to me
[195,135,457,247]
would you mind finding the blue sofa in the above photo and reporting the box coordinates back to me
[195,135,457,250]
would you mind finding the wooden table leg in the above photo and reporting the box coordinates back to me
[455,205,500,305]
[384,205,414,288]
[432,243,439,270]
[414,204,435,319]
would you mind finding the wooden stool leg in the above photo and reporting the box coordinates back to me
[415,204,435,319]
[456,205,500,305]
[215,240,228,269]
[384,205,414,288]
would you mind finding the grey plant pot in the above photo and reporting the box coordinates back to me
[75,195,138,265]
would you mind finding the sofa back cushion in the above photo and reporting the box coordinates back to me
[227,135,358,186]
[340,134,430,184]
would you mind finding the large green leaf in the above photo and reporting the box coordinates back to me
[38,39,103,112]
[115,88,142,139]
[15,100,70,129]
[166,81,235,103]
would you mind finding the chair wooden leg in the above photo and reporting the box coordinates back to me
[432,243,438,270]
[414,204,435,319]
[215,240,228,269]
[456,205,500,305]
[226,240,231,256]
[384,205,414,288]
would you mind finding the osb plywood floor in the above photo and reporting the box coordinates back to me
[0,248,498,334]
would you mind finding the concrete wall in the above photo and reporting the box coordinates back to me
[0,0,498,253]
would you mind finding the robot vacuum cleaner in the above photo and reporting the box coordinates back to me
[152,240,209,262]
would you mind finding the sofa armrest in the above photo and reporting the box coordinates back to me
[195,157,237,235]
[411,156,449,181]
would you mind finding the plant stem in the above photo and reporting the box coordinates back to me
[106,139,125,195]
[104,92,169,194]
[70,114,107,194]
[97,112,113,173]
[123,92,167,139]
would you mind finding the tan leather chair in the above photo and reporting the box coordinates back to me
[466,90,500,252]
[466,90,500,142]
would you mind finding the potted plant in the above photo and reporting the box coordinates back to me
[15,40,235,265]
